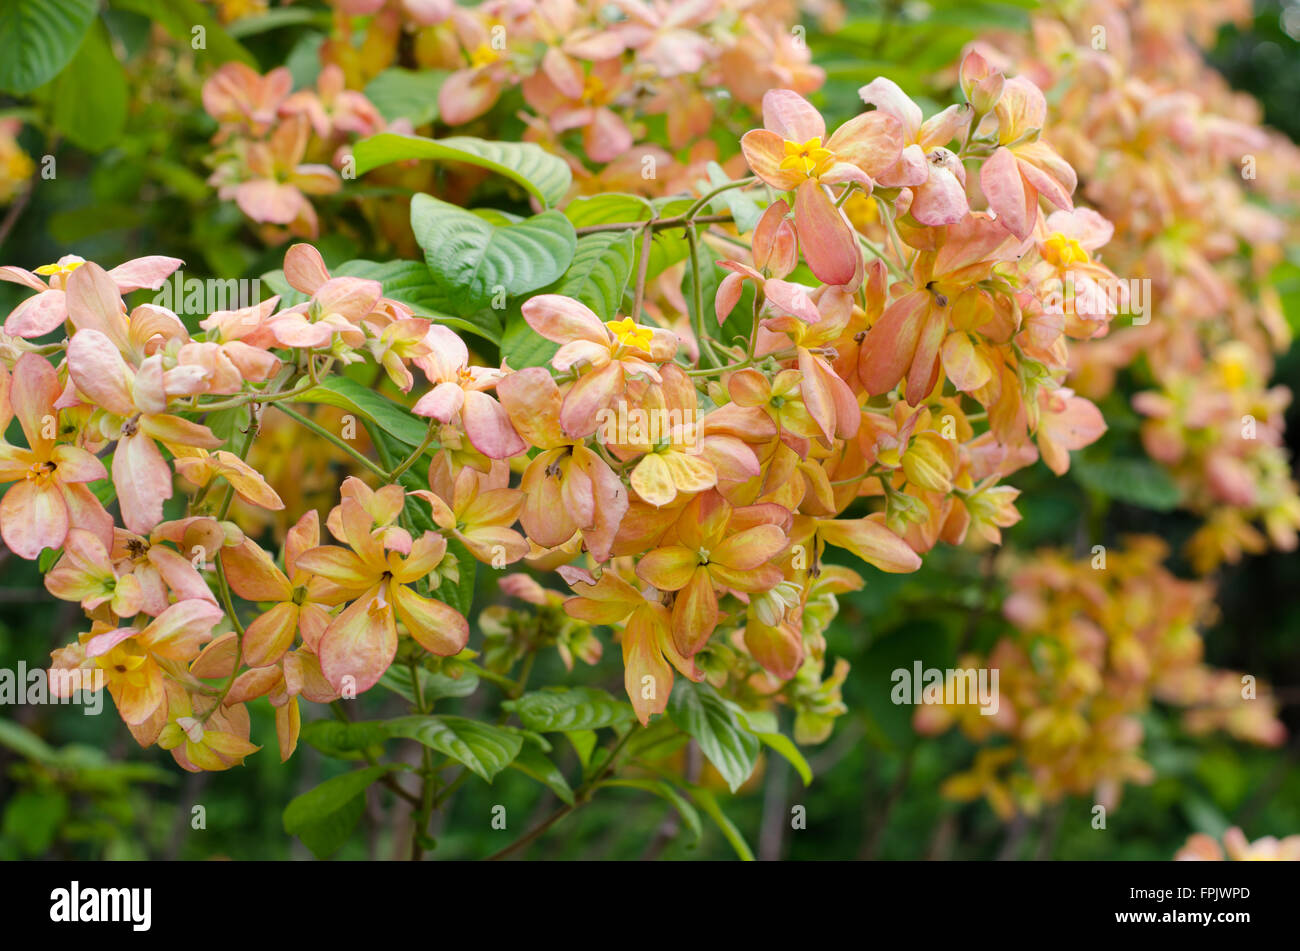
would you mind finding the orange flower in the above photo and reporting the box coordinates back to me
[563,566,701,725]
[296,494,468,693]
[635,492,787,656]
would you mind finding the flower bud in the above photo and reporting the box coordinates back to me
[753,199,798,278]
[902,431,958,493]
[959,50,1004,115]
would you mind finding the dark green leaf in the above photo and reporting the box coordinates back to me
[0,0,97,93]
[667,681,760,793]
[282,765,391,857]
[293,375,429,447]
[545,230,635,321]
[110,0,254,67]
[383,715,522,782]
[503,687,637,733]
[1071,455,1183,511]
[50,21,127,152]
[377,665,480,706]
[299,720,389,759]
[509,747,575,805]
[686,785,754,861]
[410,194,576,315]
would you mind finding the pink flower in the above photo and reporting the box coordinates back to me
[411,324,525,459]
[0,354,111,558]
[203,63,294,138]
[522,57,633,163]
[1,255,182,339]
[521,294,678,438]
[859,77,971,226]
[1035,387,1105,475]
[60,324,221,534]
[213,116,341,237]
[978,77,1076,240]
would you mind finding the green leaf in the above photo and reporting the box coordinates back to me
[732,709,812,784]
[0,720,56,762]
[563,194,688,280]
[354,133,572,208]
[503,687,637,733]
[686,785,755,861]
[624,716,688,762]
[293,375,429,447]
[509,747,575,805]
[109,0,254,67]
[1070,455,1183,511]
[298,720,389,760]
[684,239,722,331]
[377,665,480,706]
[563,193,653,228]
[601,778,702,846]
[3,789,68,856]
[644,197,694,277]
[703,163,763,234]
[667,681,760,793]
[383,715,522,782]
[225,5,331,36]
[50,20,127,152]
[282,765,391,858]
[565,729,598,769]
[410,194,576,315]
[0,0,97,93]
[546,230,635,321]
[755,732,813,786]
[500,309,558,370]
[364,69,446,127]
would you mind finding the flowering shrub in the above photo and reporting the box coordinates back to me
[968,0,1300,572]
[0,0,1294,861]
[918,537,1283,819]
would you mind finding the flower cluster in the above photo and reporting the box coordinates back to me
[203,61,393,239]
[202,0,828,234]
[0,118,34,205]
[1175,826,1300,861]
[0,55,1127,766]
[965,0,1300,571]
[918,537,1284,819]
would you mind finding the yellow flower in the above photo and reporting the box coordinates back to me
[1041,232,1089,267]
[779,136,834,178]
[605,316,654,353]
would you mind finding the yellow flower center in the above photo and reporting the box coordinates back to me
[1219,357,1247,390]
[1041,232,1089,268]
[469,43,499,70]
[27,459,56,484]
[605,317,653,353]
[580,73,606,106]
[34,258,85,277]
[779,136,834,179]
[96,640,149,685]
